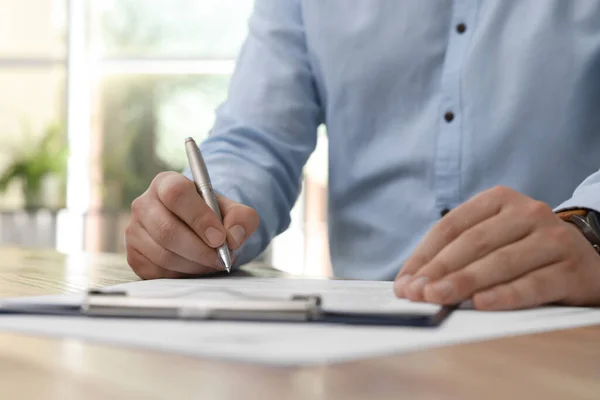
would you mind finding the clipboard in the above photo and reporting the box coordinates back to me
[0,289,457,328]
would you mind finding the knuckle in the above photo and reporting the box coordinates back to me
[157,175,191,210]
[124,222,134,238]
[429,257,453,277]
[130,196,145,216]
[451,270,477,300]
[154,171,176,184]
[161,183,187,209]
[154,219,177,247]
[246,207,260,230]
[467,230,492,256]
[452,272,476,295]
[489,185,514,200]
[403,254,428,273]
[437,219,460,243]
[526,200,552,218]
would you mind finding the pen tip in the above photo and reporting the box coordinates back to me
[185,137,195,143]
[218,248,232,273]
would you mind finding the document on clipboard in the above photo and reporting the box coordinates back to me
[1,277,599,366]
[0,277,455,327]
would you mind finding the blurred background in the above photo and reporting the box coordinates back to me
[0,0,331,276]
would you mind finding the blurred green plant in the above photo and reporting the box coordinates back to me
[0,122,68,209]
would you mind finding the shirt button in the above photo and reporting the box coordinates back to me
[440,208,450,217]
[444,111,454,122]
[456,23,467,34]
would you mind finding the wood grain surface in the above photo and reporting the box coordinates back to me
[0,246,599,400]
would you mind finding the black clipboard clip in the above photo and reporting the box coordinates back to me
[0,290,458,328]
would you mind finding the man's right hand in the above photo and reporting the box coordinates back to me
[125,171,260,280]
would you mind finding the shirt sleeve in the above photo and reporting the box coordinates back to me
[554,171,600,212]
[186,0,322,267]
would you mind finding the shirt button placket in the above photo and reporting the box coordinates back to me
[434,1,478,218]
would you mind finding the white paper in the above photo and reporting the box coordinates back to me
[1,277,599,366]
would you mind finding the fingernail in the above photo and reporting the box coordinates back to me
[430,280,454,300]
[229,225,246,246]
[477,291,497,308]
[407,276,429,297]
[394,275,412,297]
[205,227,225,247]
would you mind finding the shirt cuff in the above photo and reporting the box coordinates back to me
[554,186,600,214]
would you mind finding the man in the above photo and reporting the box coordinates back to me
[124,1,600,311]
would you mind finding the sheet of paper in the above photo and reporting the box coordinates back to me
[1,276,599,366]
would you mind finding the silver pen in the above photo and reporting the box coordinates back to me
[184,137,232,272]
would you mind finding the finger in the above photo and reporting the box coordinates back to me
[398,200,557,301]
[154,172,227,248]
[126,221,223,275]
[399,186,517,279]
[417,229,564,304]
[399,203,551,299]
[471,262,569,310]
[126,244,189,280]
[218,196,260,250]
[412,210,534,281]
[134,198,221,268]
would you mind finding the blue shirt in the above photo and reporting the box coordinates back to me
[195,0,600,280]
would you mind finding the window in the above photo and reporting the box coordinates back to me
[0,0,67,58]
[88,0,254,59]
[0,0,67,210]
[64,0,255,253]
[0,0,330,275]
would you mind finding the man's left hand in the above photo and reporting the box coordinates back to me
[394,186,600,310]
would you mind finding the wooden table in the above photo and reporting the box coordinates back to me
[0,247,599,399]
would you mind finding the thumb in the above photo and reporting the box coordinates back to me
[217,195,260,250]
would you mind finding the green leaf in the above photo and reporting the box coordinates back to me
[0,121,68,194]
